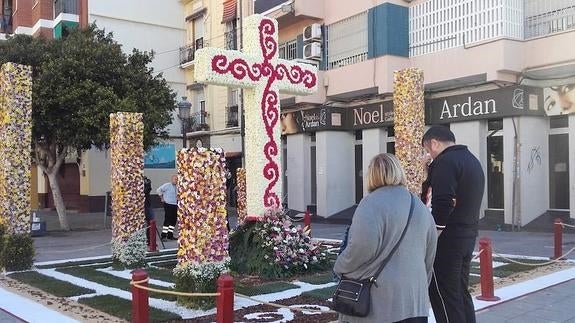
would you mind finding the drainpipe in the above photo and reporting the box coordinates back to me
[239,0,245,167]
[511,117,521,231]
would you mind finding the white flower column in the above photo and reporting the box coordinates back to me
[194,14,318,217]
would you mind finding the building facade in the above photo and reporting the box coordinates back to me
[1,0,187,212]
[253,0,575,228]
[180,0,254,208]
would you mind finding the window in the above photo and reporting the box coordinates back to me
[278,39,297,60]
[226,105,239,127]
[193,16,205,49]
[550,116,569,129]
[326,11,368,69]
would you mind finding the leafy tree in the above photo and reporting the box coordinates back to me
[0,25,175,230]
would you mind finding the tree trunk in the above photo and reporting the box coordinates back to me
[35,144,70,232]
[46,170,71,231]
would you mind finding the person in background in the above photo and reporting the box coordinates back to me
[156,174,178,241]
[422,126,485,323]
[334,153,437,323]
[144,176,154,244]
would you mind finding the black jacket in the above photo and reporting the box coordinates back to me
[427,145,485,238]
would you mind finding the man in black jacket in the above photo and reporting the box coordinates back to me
[422,126,485,323]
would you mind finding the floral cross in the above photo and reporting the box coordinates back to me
[195,14,318,217]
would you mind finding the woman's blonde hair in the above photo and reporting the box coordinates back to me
[367,153,407,193]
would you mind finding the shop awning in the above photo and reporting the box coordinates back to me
[222,0,237,23]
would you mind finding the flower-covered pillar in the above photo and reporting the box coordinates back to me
[0,63,33,235]
[194,14,317,217]
[236,168,247,225]
[174,148,229,308]
[110,112,146,268]
[393,68,426,194]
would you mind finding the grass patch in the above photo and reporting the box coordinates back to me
[57,267,177,301]
[151,260,177,270]
[146,267,175,284]
[298,272,334,285]
[79,295,181,322]
[236,282,299,296]
[302,285,337,299]
[8,271,95,297]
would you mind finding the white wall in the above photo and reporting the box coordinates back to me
[316,131,355,217]
[89,0,187,136]
[503,118,516,225]
[518,117,549,225]
[286,134,311,212]
[362,128,387,195]
[450,120,488,219]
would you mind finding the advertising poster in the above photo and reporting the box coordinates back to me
[144,143,176,169]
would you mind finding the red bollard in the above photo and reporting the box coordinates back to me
[217,274,234,323]
[131,269,149,323]
[554,218,563,260]
[148,220,158,252]
[476,237,500,301]
[304,210,311,237]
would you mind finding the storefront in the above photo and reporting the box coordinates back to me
[283,83,575,226]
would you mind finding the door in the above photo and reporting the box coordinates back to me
[355,144,363,204]
[487,120,504,209]
[46,163,81,211]
[549,134,569,209]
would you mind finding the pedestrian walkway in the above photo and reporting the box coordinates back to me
[477,279,575,322]
[0,286,78,323]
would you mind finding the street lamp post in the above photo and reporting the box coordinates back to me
[177,96,192,149]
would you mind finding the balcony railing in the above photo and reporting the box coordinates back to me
[179,38,205,65]
[55,0,78,16]
[525,0,575,39]
[191,111,209,131]
[225,30,237,50]
[226,105,239,127]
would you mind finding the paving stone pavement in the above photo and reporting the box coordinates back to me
[477,279,575,323]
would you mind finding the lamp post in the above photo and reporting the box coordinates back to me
[177,96,192,149]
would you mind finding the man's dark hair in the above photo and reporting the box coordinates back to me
[422,125,456,145]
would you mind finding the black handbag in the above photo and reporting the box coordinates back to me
[332,194,415,317]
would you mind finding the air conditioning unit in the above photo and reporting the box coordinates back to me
[303,42,321,60]
[303,23,322,42]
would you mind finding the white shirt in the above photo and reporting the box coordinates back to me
[156,182,177,205]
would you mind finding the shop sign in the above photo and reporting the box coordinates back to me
[426,86,545,124]
[544,84,575,116]
[281,107,346,134]
[350,101,394,129]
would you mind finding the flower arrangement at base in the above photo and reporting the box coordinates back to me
[110,229,147,269]
[229,208,329,279]
[173,259,230,310]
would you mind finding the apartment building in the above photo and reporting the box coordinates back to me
[1,0,187,212]
[255,0,575,228]
[180,0,254,208]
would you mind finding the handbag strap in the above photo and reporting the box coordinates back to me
[370,193,415,282]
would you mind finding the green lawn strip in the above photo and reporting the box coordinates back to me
[36,258,113,269]
[150,260,177,270]
[145,267,175,284]
[302,285,337,300]
[79,295,181,322]
[235,281,299,296]
[298,272,334,285]
[57,267,177,302]
[8,271,95,297]
[468,275,480,286]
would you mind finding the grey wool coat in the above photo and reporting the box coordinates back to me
[333,185,438,323]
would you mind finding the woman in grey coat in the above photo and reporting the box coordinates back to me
[334,153,437,323]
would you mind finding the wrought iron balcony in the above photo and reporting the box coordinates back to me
[179,38,206,65]
[226,105,239,128]
[525,0,575,39]
[191,111,209,131]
